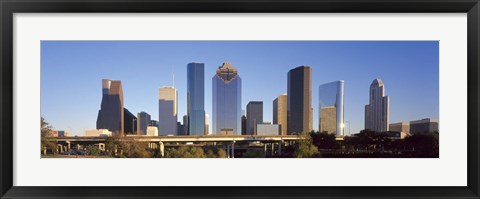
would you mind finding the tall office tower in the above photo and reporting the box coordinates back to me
[287,66,312,134]
[187,62,206,136]
[137,111,151,135]
[159,86,178,135]
[273,94,288,135]
[241,115,247,135]
[365,78,390,132]
[246,101,263,135]
[123,108,137,135]
[96,79,124,136]
[205,114,209,135]
[212,62,242,135]
[318,81,345,137]
[182,115,189,135]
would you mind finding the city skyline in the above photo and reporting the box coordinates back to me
[41,41,439,136]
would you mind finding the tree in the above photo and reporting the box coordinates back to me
[404,132,439,157]
[310,131,340,149]
[294,133,320,158]
[41,117,56,155]
[165,146,206,158]
[242,149,266,158]
[86,145,101,156]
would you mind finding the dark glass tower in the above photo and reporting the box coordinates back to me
[187,62,205,135]
[212,62,242,135]
[96,79,124,136]
[287,66,312,134]
[246,101,263,135]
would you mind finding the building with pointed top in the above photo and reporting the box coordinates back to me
[365,78,390,132]
[159,86,178,135]
[212,62,242,135]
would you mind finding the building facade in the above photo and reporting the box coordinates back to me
[287,66,312,134]
[212,62,242,135]
[159,86,178,135]
[137,111,151,135]
[410,118,439,134]
[96,79,124,136]
[365,78,390,132]
[187,62,206,135]
[246,101,263,135]
[205,114,209,135]
[124,108,137,135]
[389,122,410,135]
[256,123,280,135]
[241,115,247,135]
[318,81,344,137]
[273,94,288,135]
[146,126,159,136]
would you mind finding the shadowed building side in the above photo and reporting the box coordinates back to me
[96,79,124,136]
[187,62,206,136]
[137,111,151,135]
[124,108,137,135]
[287,66,312,134]
[247,101,263,135]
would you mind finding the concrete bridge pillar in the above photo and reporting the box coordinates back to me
[264,143,267,154]
[231,141,236,158]
[278,140,282,156]
[271,143,274,156]
[159,141,164,157]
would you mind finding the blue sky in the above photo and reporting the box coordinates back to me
[41,41,439,136]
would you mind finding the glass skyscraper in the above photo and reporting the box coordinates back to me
[287,66,312,134]
[187,62,205,135]
[318,80,344,137]
[246,101,263,135]
[365,78,390,132]
[212,62,242,135]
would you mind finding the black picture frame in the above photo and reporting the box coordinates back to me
[1,0,479,198]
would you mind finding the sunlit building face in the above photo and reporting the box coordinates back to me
[318,80,344,137]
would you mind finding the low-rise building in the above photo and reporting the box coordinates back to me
[85,129,112,137]
[147,126,159,136]
[410,118,438,134]
[256,123,280,135]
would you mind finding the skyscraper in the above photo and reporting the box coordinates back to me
[365,78,390,132]
[187,62,205,136]
[246,101,263,135]
[137,111,151,135]
[205,114,209,135]
[159,86,178,135]
[212,62,242,135]
[124,108,137,135]
[318,81,345,137]
[182,115,189,135]
[241,115,247,135]
[96,79,124,136]
[273,94,287,135]
[287,66,312,134]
